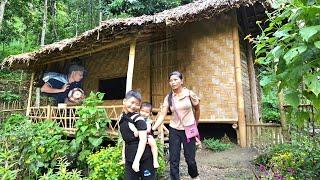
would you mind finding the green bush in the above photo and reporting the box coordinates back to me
[39,158,85,180]
[0,91,21,102]
[203,138,234,152]
[87,146,124,180]
[255,133,320,179]
[0,114,70,177]
[155,140,167,178]
[71,92,111,164]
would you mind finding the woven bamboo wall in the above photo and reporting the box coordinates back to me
[82,43,150,105]
[150,38,178,108]
[174,15,238,122]
[239,37,253,122]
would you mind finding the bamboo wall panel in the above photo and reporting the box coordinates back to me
[83,43,151,103]
[239,37,253,122]
[150,39,177,108]
[175,15,238,121]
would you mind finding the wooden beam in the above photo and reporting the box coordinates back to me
[26,72,35,116]
[232,10,247,147]
[126,38,137,93]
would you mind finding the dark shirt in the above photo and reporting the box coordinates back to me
[119,112,152,162]
[44,79,81,105]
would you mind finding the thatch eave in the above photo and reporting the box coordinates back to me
[1,0,265,70]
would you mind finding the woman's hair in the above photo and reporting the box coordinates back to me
[169,71,183,80]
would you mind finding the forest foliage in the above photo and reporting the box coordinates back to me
[0,0,192,62]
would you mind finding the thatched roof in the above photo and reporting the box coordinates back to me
[2,0,262,69]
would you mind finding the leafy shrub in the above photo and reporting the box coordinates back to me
[39,158,85,180]
[255,133,320,179]
[156,140,167,178]
[0,114,70,177]
[87,146,124,180]
[203,138,233,152]
[0,91,21,102]
[71,92,111,163]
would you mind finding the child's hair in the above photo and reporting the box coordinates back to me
[125,90,142,102]
[140,102,152,111]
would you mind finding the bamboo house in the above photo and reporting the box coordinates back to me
[2,0,283,147]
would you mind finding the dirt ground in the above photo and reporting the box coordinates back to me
[161,146,259,180]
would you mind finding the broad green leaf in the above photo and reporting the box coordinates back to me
[283,45,307,64]
[88,137,103,147]
[274,29,290,38]
[285,91,300,108]
[299,25,320,42]
[80,125,88,132]
[270,45,283,59]
[295,111,309,128]
[314,41,320,49]
[305,73,320,96]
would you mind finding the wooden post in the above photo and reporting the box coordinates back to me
[126,38,137,93]
[35,88,40,107]
[26,72,35,116]
[46,105,51,120]
[232,11,247,147]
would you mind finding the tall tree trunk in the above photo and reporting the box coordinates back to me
[75,9,79,36]
[0,0,8,32]
[99,0,103,25]
[51,0,58,40]
[41,0,48,46]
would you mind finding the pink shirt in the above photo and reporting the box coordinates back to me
[162,87,200,130]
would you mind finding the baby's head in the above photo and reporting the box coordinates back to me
[68,88,85,103]
[140,102,152,119]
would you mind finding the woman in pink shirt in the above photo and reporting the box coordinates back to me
[152,71,200,180]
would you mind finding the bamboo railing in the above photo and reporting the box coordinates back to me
[27,105,168,142]
[0,101,26,120]
[246,123,284,147]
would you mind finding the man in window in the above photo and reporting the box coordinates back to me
[41,64,85,105]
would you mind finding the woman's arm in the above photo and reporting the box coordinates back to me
[152,105,169,131]
[194,104,200,124]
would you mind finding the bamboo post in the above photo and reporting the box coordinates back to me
[232,10,247,147]
[26,72,35,116]
[126,38,137,93]
[46,105,51,120]
[35,87,40,107]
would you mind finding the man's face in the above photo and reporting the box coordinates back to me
[72,71,84,82]
[123,97,140,113]
[140,107,151,118]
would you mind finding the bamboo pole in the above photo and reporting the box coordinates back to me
[46,105,51,120]
[126,38,137,93]
[35,87,40,107]
[26,72,35,116]
[232,11,247,147]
